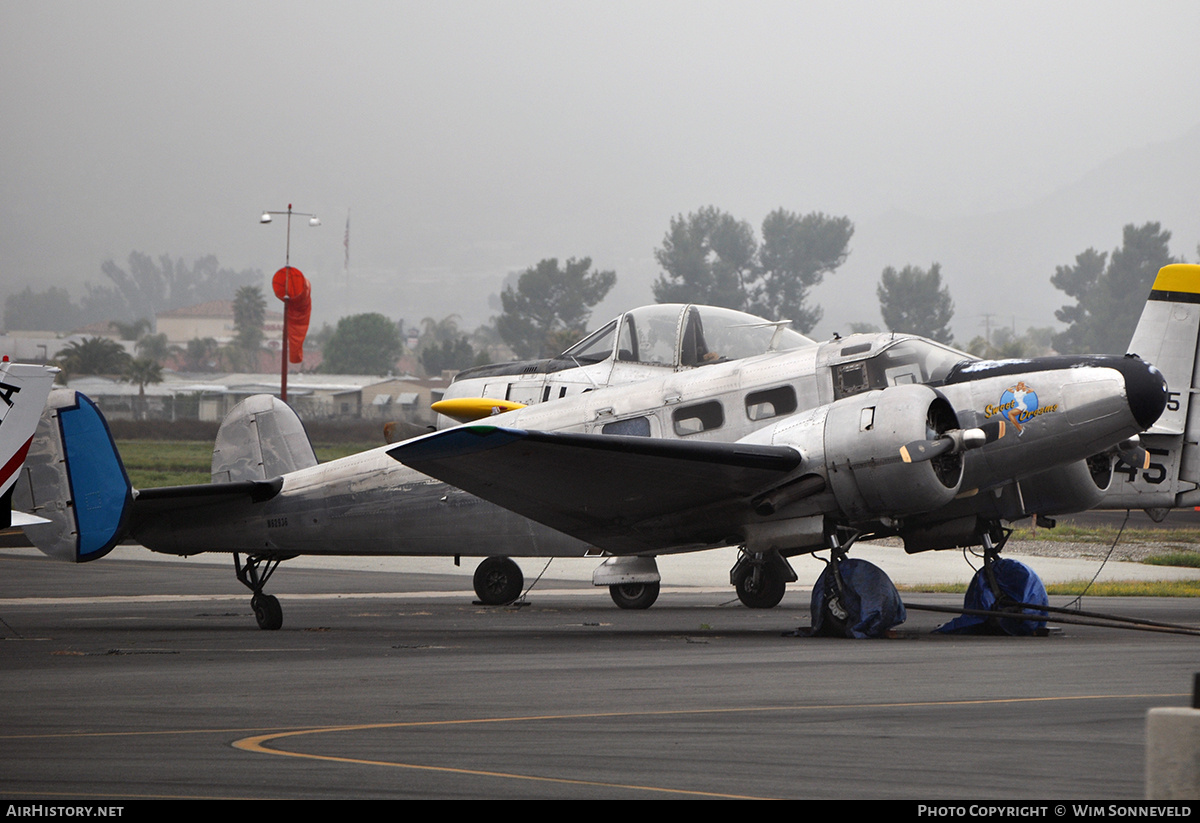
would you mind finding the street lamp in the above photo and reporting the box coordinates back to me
[260,204,319,403]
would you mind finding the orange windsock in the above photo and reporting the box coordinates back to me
[272,266,312,364]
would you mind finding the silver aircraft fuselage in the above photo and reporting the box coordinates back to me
[130,328,1164,561]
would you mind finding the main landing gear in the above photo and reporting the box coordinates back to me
[810,531,906,638]
[234,553,290,630]
[473,556,525,605]
[935,526,1049,636]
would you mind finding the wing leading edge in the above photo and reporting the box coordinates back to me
[389,425,804,553]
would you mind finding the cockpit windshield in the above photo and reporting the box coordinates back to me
[563,319,618,364]
[560,304,814,368]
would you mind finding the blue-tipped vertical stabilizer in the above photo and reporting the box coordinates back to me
[14,390,132,562]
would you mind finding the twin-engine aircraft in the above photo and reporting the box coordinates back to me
[11,265,1200,634]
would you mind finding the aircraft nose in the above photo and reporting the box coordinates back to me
[1119,355,1167,430]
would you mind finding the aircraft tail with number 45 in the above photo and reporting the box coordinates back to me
[1100,263,1200,517]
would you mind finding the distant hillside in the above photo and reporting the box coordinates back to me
[812,124,1200,343]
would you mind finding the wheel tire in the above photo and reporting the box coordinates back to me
[252,593,283,631]
[734,567,786,609]
[817,592,849,638]
[473,556,524,605]
[609,581,660,610]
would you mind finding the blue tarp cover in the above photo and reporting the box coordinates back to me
[935,558,1048,635]
[811,558,906,638]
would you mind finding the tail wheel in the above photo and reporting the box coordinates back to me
[609,582,660,610]
[473,556,524,605]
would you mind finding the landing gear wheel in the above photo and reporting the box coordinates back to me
[819,592,849,637]
[474,556,524,605]
[252,593,283,631]
[235,553,288,631]
[811,556,906,638]
[609,582,660,610]
[734,567,786,609]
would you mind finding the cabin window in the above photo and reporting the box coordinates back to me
[672,401,724,436]
[744,386,798,421]
[602,416,652,437]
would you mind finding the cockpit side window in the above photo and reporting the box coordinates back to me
[635,311,678,365]
[831,339,971,400]
[833,361,871,399]
[680,306,713,367]
[617,315,638,362]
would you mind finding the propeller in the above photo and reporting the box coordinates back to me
[1114,435,1151,471]
[900,419,1006,464]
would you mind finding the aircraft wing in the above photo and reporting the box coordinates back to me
[389,425,804,553]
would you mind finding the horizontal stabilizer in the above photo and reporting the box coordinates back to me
[130,478,283,522]
[9,509,51,527]
[390,425,803,553]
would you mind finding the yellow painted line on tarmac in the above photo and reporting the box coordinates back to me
[231,693,1187,799]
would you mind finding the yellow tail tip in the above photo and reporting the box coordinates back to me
[1152,264,1200,295]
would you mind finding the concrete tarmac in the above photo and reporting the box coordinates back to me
[1,547,1197,800]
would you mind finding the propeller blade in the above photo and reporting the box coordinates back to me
[1114,435,1150,471]
[977,419,1006,444]
[900,421,1007,464]
[1118,445,1151,471]
[900,437,955,464]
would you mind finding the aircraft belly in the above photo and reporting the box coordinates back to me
[286,483,592,556]
[210,483,588,558]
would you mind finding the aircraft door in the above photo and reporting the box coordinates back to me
[506,378,547,406]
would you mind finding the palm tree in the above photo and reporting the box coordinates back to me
[108,318,151,341]
[122,357,163,419]
[182,337,220,372]
[135,332,174,363]
[55,337,132,381]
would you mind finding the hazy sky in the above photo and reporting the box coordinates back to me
[3,1,1198,336]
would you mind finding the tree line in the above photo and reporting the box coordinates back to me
[6,215,1191,381]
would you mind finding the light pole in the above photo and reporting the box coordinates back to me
[260,204,319,403]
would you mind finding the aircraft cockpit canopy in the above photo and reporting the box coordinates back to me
[561,304,814,369]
